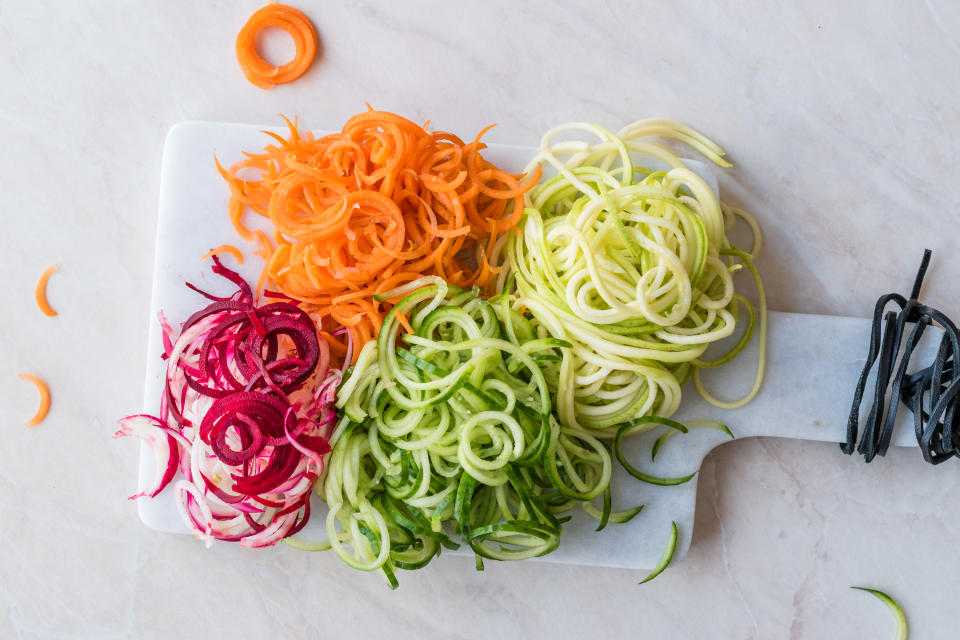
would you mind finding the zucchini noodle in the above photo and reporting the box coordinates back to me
[495,119,765,432]
[316,279,614,585]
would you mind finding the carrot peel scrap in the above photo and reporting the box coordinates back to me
[35,265,58,317]
[17,374,50,427]
[201,244,245,264]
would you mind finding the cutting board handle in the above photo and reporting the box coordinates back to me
[672,311,938,450]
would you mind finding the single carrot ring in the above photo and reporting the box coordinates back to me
[236,4,318,90]
[18,373,50,427]
[35,265,58,317]
[201,244,245,264]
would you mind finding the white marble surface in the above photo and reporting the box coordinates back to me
[2,1,959,638]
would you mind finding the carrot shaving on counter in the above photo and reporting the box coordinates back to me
[236,4,318,90]
[218,110,541,362]
[201,244,245,264]
[34,265,58,317]
[17,374,50,427]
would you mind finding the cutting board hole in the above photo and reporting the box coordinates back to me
[254,26,296,67]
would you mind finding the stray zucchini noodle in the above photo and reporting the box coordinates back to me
[640,520,678,584]
[851,587,908,640]
[493,119,766,433]
[312,277,620,586]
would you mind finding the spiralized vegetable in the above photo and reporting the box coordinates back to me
[495,119,765,433]
[640,520,678,584]
[314,278,619,585]
[851,587,908,640]
[121,115,768,582]
[235,4,318,90]
[217,110,540,362]
[201,244,245,264]
[34,265,58,317]
[117,258,341,547]
[845,249,960,465]
[17,373,51,427]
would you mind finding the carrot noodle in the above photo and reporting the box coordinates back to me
[218,110,541,362]
[393,309,414,335]
[35,265,58,317]
[236,4,318,90]
[201,244,245,264]
[17,374,50,427]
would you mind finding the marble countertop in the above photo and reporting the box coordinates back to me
[2,1,959,638]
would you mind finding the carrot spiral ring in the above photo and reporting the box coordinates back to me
[236,4,318,90]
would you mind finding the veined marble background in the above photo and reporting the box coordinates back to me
[2,1,959,638]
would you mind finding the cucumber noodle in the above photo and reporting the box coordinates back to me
[315,278,619,585]
[493,119,765,432]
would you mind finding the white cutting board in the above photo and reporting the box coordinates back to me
[138,121,935,570]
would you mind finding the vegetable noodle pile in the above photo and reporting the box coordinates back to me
[123,110,765,588]
[319,279,610,582]
[218,110,541,359]
[496,119,764,434]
